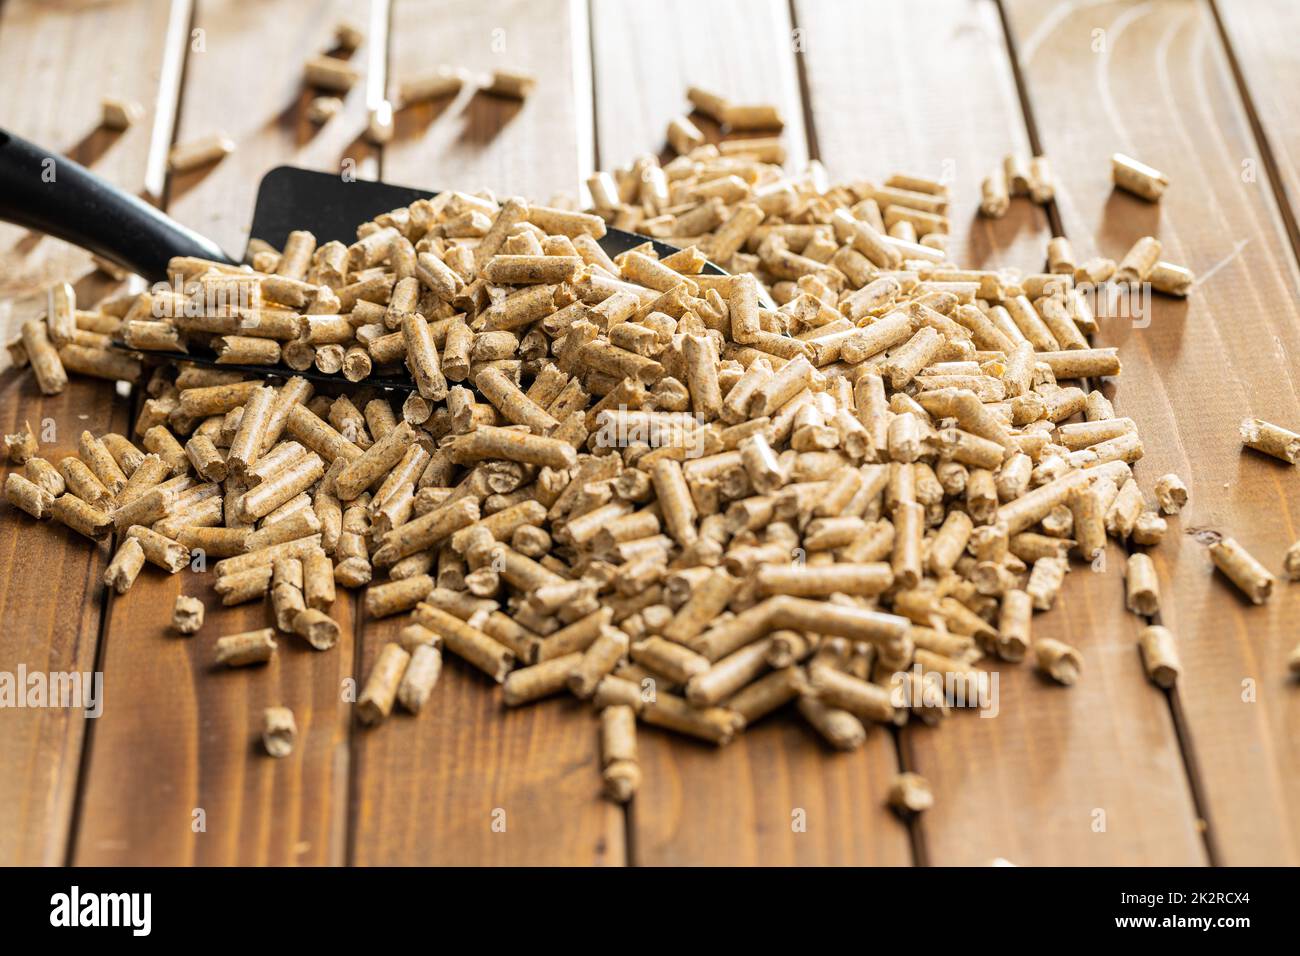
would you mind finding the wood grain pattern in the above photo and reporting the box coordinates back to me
[592,0,808,171]
[72,0,378,865]
[347,0,625,866]
[591,0,910,866]
[1211,0,1300,253]
[798,0,1203,866]
[1005,0,1300,865]
[384,0,592,200]
[0,0,183,867]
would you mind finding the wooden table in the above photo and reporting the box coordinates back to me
[2,0,1297,866]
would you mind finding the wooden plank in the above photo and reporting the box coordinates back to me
[384,0,592,200]
[1212,0,1300,252]
[1004,0,1300,865]
[0,0,183,298]
[592,0,808,170]
[590,0,911,866]
[0,0,184,867]
[72,0,380,866]
[347,0,624,866]
[796,0,1204,865]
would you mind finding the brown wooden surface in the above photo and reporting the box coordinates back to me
[73,0,376,866]
[1004,0,1300,866]
[1211,0,1300,255]
[799,0,1203,866]
[0,0,184,867]
[1,0,1298,866]
[347,0,624,866]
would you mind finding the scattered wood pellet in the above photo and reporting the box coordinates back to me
[215,628,277,666]
[168,133,235,172]
[1138,624,1181,688]
[172,594,205,634]
[334,19,364,52]
[304,53,359,92]
[357,642,410,725]
[1240,418,1300,465]
[101,96,144,131]
[307,96,343,124]
[600,704,641,803]
[483,68,536,100]
[1153,473,1188,514]
[1111,152,1169,202]
[1209,537,1275,605]
[365,101,394,145]
[1125,552,1160,615]
[1034,638,1083,685]
[103,537,146,594]
[4,421,37,464]
[1284,540,1300,582]
[887,772,934,815]
[398,66,466,106]
[262,706,297,757]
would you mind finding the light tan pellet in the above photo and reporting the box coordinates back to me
[1034,638,1083,686]
[1153,473,1188,514]
[1125,553,1161,615]
[103,537,147,594]
[357,643,411,725]
[172,595,204,635]
[1111,153,1168,202]
[168,133,236,172]
[600,704,641,803]
[214,628,277,667]
[1138,625,1181,688]
[397,643,443,714]
[262,707,297,757]
[1239,418,1300,465]
[886,772,934,814]
[5,472,55,519]
[101,96,145,130]
[1209,537,1275,605]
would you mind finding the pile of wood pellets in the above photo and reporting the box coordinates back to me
[5,85,1300,813]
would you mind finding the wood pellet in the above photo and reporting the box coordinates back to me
[6,83,1294,819]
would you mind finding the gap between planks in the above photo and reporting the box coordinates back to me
[1204,0,1300,279]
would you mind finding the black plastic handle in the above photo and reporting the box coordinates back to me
[0,127,235,282]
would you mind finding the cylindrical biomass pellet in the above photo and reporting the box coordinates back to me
[172,594,204,634]
[568,625,630,699]
[356,642,411,725]
[1138,624,1181,688]
[214,628,277,666]
[503,653,584,706]
[1208,537,1275,605]
[1125,552,1160,615]
[5,472,55,519]
[261,707,297,758]
[103,537,146,594]
[797,694,867,750]
[1239,418,1300,465]
[1111,153,1168,202]
[600,704,641,803]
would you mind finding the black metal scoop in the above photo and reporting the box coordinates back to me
[0,128,728,391]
